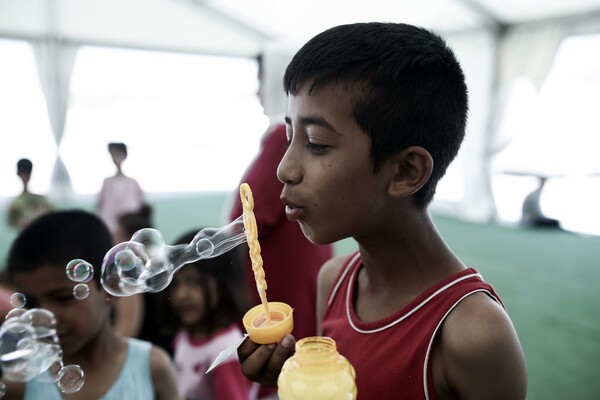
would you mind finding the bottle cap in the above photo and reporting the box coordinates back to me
[243,301,293,344]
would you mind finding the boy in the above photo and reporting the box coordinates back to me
[4,210,179,400]
[238,22,527,399]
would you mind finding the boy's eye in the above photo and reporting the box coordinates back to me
[305,142,328,153]
[55,295,75,303]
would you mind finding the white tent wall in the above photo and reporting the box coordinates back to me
[0,0,267,55]
[2,0,600,224]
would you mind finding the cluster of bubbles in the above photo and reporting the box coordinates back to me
[0,259,93,396]
[101,216,247,296]
[65,259,94,299]
[0,298,85,397]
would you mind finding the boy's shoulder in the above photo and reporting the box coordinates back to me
[316,254,354,333]
[433,292,527,398]
[147,342,179,400]
[317,253,354,299]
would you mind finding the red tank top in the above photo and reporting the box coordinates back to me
[321,252,502,400]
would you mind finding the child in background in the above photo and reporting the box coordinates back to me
[7,158,53,230]
[97,142,144,235]
[160,229,256,400]
[5,210,179,400]
[238,22,527,399]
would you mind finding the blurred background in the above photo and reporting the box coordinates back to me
[0,1,599,398]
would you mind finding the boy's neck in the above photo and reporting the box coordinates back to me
[65,324,125,367]
[356,210,465,291]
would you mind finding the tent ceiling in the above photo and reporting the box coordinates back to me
[1,0,600,55]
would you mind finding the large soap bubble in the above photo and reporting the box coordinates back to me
[0,308,61,382]
[0,307,85,395]
[101,216,247,296]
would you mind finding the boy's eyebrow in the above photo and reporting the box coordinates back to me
[285,115,340,134]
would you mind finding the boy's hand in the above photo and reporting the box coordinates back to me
[238,334,296,387]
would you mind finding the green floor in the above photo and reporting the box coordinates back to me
[1,194,599,399]
[432,214,600,400]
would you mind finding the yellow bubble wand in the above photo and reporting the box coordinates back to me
[240,183,270,324]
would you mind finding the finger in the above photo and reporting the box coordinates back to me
[264,334,296,379]
[240,343,277,382]
[238,337,261,363]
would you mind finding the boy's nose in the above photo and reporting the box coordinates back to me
[277,149,301,185]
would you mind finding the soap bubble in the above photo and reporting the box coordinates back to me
[65,259,94,283]
[5,308,27,320]
[0,309,60,382]
[73,284,90,300]
[114,248,138,272]
[0,307,83,393]
[25,309,57,341]
[101,217,247,297]
[57,364,85,394]
[0,380,5,397]
[9,293,26,309]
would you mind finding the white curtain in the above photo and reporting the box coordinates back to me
[33,38,78,204]
[260,43,296,124]
[487,22,568,161]
[480,22,568,219]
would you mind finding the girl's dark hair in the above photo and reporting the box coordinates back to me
[6,210,113,287]
[159,229,250,335]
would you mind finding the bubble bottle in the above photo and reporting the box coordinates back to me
[278,336,357,400]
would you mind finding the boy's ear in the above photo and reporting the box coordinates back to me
[387,146,433,197]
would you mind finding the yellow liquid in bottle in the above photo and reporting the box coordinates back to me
[278,336,357,400]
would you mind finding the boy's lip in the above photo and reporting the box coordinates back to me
[281,195,304,221]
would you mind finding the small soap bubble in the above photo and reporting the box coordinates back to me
[72,284,90,300]
[114,249,137,272]
[57,364,85,393]
[131,228,165,258]
[0,380,6,397]
[9,293,26,309]
[66,260,94,283]
[5,308,27,320]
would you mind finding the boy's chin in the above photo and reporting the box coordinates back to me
[300,223,336,246]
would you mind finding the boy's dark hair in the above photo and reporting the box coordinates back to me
[284,22,468,208]
[6,210,113,286]
[159,229,250,335]
[108,142,127,156]
[16,159,33,175]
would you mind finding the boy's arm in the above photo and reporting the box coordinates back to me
[149,345,181,400]
[316,256,346,335]
[439,292,527,400]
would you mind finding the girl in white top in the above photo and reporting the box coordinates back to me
[161,229,257,400]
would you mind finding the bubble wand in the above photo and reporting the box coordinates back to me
[240,183,270,324]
